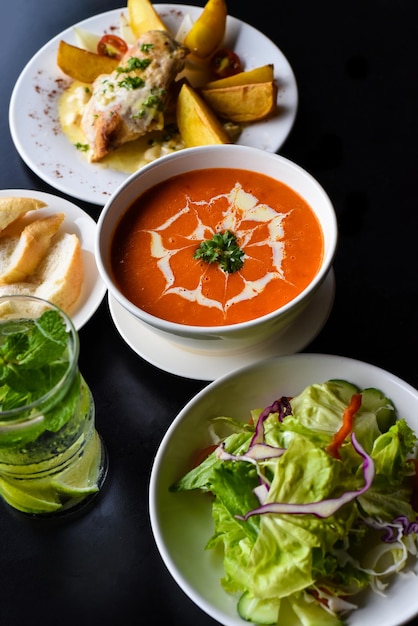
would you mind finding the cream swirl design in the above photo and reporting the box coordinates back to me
[143,182,290,314]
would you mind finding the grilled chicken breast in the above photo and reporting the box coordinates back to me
[81,30,189,162]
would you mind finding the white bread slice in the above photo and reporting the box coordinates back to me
[0,213,65,284]
[0,197,47,232]
[35,233,84,312]
[0,232,84,314]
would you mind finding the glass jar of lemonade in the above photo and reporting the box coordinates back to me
[0,295,107,516]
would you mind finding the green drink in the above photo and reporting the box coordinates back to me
[0,295,107,516]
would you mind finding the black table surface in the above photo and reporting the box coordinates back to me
[1,1,418,624]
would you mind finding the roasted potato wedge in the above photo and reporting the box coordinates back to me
[203,64,275,89]
[57,40,119,83]
[127,0,167,38]
[200,81,278,123]
[176,83,231,147]
[183,0,227,59]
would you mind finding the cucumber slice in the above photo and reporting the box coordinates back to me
[360,387,397,432]
[237,592,280,624]
[326,379,360,404]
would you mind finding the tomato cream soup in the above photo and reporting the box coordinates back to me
[111,168,324,326]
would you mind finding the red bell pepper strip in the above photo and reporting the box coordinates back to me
[326,393,362,459]
[191,444,218,468]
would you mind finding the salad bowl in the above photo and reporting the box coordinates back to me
[149,353,418,626]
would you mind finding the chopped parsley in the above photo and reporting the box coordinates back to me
[132,88,166,119]
[140,43,154,53]
[142,88,165,110]
[131,109,146,119]
[116,56,151,73]
[99,78,115,95]
[194,230,245,274]
[118,76,146,90]
[75,142,89,152]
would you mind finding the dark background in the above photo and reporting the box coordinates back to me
[1,1,417,624]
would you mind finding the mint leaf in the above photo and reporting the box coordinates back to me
[43,371,81,432]
[17,310,68,368]
[0,334,29,380]
[0,310,69,409]
[0,383,31,411]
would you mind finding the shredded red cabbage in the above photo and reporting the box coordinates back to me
[382,516,418,542]
[216,441,286,488]
[250,396,292,447]
[235,433,374,521]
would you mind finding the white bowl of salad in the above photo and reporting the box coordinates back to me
[149,353,418,626]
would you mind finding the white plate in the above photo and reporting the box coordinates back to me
[9,4,298,206]
[108,268,335,380]
[149,353,418,626]
[0,190,106,330]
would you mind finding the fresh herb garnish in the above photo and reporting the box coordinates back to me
[116,56,151,73]
[118,76,146,90]
[131,109,146,119]
[132,88,167,119]
[99,78,115,95]
[142,88,165,111]
[75,142,89,152]
[0,310,68,410]
[194,230,245,274]
[140,43,154,53]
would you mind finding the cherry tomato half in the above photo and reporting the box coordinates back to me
[97,34,128,60]
[209,47,243,78]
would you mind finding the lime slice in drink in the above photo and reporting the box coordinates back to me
[0,433,103,513]
[50,431,102,499]
[0,476,62,514]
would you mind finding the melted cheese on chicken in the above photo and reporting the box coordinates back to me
[81,30,189,162]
